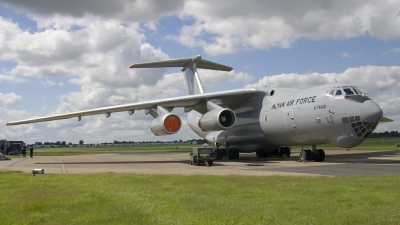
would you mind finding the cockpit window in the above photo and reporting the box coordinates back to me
[327,86,366,98]
[351,86,363,95]
[343,88,355,95]
[351,87,360,94]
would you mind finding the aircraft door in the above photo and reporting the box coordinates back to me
[284,109,298,135]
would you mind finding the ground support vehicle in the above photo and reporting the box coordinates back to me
[190,147,214,166]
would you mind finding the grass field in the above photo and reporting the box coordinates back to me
[27,144,197,157]
[0,171,399,225]
[1,139,400,224]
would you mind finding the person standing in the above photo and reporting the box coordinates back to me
[21,144,26,158]
[29,145,34,158]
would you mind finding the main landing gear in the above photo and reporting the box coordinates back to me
[299,145,325,162]
[256,146,291,158]
[213,143,239,160]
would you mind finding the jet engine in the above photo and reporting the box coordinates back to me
[151,113,182,136]
[198,108,236,131]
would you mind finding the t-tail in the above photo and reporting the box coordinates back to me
[129,55,233,95]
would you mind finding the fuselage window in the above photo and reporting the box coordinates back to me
[335,89,342,96]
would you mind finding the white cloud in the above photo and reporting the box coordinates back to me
[1,0,184,25]
[172,0,400,55]
[0,92,22,106]
[382,47,400,56]
[342,52,351,58]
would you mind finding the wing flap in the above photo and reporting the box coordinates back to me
[7,88,260,126]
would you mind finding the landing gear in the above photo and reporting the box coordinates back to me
[228,148,239,160]
[213,142,240,160]
[213,149,223,160]
[299,145,325,162]
[256,146,291,158]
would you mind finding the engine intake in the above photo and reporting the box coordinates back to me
[151,114,181,136]
[198,109,236,131]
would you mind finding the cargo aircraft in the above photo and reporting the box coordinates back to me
[7,55,390,161]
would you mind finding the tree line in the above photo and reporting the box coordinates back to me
[32,139,208,146]
[368,131,400,138]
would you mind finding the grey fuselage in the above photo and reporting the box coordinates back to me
[187,84,383,152]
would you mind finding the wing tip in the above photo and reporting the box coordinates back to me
[129,64,136,68]
[6,122,10,126]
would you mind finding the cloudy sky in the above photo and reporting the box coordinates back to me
[1,0,399,144]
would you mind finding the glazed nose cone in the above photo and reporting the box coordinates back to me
[361,100,383,122]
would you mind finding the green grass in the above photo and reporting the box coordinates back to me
[30,145,196,156]
[0,171,399,224]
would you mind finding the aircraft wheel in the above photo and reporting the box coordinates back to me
[214,149,222,160]
[233,148,239,159]
[277,147,283,157]
[315,149,325,162]
[208,160,213,166]
[300,150,310,161]
[284,147,291,157]
[228,148,235,159]
[256,152,262,157]
[221,149,227,157]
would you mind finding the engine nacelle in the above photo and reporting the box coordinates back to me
[198,109,236,131]
[151,113,182,136]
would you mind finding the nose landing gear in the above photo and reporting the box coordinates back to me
[299,145,325,162]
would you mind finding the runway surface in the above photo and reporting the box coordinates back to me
[1,150,400,176]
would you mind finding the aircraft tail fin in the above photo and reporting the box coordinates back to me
[130,55,233,95]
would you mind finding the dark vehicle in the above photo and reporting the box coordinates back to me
[7,142,24,155]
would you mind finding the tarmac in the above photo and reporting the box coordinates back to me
[1,150,400,176]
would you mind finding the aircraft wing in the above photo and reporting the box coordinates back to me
[6,88,260,126]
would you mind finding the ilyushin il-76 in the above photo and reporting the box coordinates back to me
[7,55,391,162]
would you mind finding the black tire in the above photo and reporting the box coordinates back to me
[214,149,222,160]
[208,161,213,166]
[300,150,309,161]
[284,147,291,157]
[197,160,200,166]
[256,152,262,157]
[277,147,283,157]
[190,161,193,165]
[315,149,325,162]
[228,148,235,159]
[234,148,239,159]
[306,150,314,160]
[221,148,227,157]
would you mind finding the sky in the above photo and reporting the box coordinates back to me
[0,0,399,144]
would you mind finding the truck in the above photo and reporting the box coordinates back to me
[190,147,214,166]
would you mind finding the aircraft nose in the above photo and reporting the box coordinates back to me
[361,100,383,122]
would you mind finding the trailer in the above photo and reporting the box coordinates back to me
[190,147,214,166]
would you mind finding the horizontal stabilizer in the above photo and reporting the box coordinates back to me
[130,55,233,71]
[380,117,393,122]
